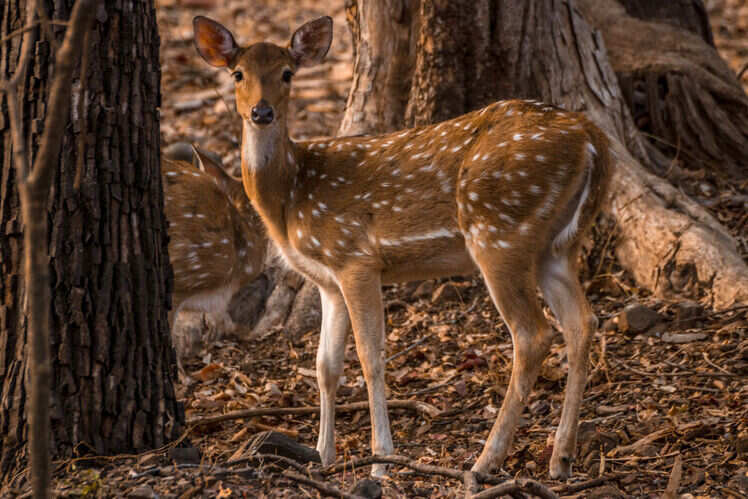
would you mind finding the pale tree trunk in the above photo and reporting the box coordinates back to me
[0,0,183,484]
[339,0,748,310]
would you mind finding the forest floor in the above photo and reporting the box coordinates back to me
[52,0,746,497]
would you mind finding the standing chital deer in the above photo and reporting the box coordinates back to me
[193,16,612,479]
[163,147,265,362]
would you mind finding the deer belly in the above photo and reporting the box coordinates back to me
[381,245,475,283]
[178,281,239,314]
[374,228,473,282]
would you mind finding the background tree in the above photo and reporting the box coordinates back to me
[0,0,183,483]
[339,0,748,310]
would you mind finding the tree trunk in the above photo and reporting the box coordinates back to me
[339,0,748,310]
[0,0,183,483]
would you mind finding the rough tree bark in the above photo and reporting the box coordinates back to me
[339,0,748,310]
[0,0,183,483]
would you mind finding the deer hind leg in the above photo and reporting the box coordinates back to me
[316,286,351,466]
[471,256,554,474]
[168,304,189,382]
[339,270,393,477]
[539,247,597,480]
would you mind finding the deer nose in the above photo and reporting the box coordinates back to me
[251,100,274,125]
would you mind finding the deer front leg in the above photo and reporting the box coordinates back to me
[316,287,351,466]
[339,270,393,477]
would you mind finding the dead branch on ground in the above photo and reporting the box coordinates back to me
[187,398,441,426]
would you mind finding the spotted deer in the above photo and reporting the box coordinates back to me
[163,147,265,362]
[193,16,612,479]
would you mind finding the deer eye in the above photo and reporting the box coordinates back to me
[232,71,243,82]
[282,69,294,83]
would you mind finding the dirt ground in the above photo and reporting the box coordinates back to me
[48,0,746,497]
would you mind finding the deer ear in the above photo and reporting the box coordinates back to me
[289,17,333,67]
[193,145,235,193]
[193,16,239,68]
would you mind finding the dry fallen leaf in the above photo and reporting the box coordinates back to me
[193,362,223,382]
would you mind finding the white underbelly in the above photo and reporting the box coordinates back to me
[178,280,239,314]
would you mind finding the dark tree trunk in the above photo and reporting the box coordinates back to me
[0,0,183,482]
[339,0,748,309]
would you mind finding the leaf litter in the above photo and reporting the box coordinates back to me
[47,0,747,497]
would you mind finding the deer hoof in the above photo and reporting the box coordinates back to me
[549,454,573,480]
[370,463,389,478]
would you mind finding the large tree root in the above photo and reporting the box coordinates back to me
[555,1,748,310]
[609,143,748,309]
[578,0,748,178]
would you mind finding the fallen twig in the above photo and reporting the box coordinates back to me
[385,336,428,363]
[702,352,735,376]
[188,399,441,426]
[626,366,736,378]
[282,470,364,499]
[226,453,314,475]
[247,421,299,439]
[609,428,671,457]
[469,479,559,499]
[322,454,510,486]
[551,472,626,494]
[662,454,683,499]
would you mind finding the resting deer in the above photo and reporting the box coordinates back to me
[163,147,265,362]
[193,16,612,479]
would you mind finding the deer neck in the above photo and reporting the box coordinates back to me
[240,120,297,245]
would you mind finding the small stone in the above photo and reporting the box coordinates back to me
[350,478,382,499]
[618,303,662,333]
[431,283,461,303]
[128,486,156,499]
[698,182,715,197]
[661,332,707,344]
[525,460,537,472]
[265,382,283,398]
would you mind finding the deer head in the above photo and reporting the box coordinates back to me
[193,16,332,130]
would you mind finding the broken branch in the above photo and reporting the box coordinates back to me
[470,479,559,499]
[187,399,441,426]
